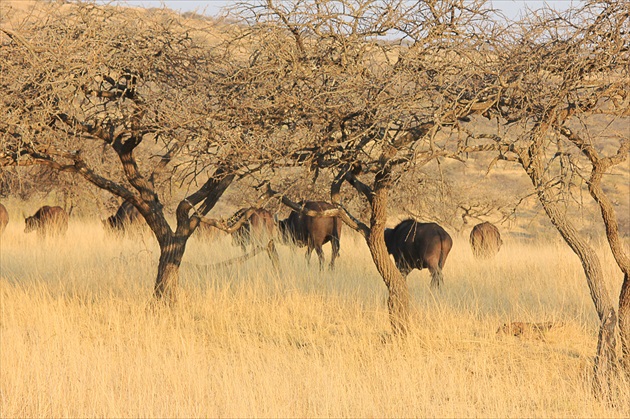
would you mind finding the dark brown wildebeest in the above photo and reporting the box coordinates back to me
[278,201,342,270]
[384,220,453,288]
[231,208,276,252]
[0,203,8,236]
[469,221,502,259]
[103,200,143,233]
[24,205,69,237]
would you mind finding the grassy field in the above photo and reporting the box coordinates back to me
[1,218,628,418]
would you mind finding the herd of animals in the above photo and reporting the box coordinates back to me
[0,201,503,285]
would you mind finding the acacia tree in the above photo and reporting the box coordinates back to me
[456,0,629,391]
[0,2,270,303]
[225,0,504,334]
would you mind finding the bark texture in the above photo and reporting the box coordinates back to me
[367,175,410,336]
[522,140,619,394]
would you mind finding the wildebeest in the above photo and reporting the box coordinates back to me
[24,205,69,237]
[231,208,276,252]
[384,220,453,288]
[103,200,142,233]
[278,201,342,270]
[0,203,8,236]
[469,221,502,259]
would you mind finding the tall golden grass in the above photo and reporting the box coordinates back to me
[1,218,628,417]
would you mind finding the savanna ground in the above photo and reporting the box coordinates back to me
[1,205,628,417]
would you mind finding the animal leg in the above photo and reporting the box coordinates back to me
[394,258,411,278]
[266,240,280,270]
[305,245,313,265]
[429,267,444,289]
[315,246,325,271]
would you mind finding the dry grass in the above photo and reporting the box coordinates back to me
[1,218,628,418]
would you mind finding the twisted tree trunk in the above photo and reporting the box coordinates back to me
[562,128,630,375]
[523,141,618,396]
[589,174,629,375]
[536,187,618,394]
[367,173,410,336]
[328,164,411,335]
[154,234,188,304]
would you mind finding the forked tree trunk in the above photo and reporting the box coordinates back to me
[525,155,618,395]
[588,168,630,375]
[561,129,630,377]
[537,195,618,394]
[561,128,630,375]
[150,170,236,304]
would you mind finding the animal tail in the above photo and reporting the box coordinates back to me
[331,216,340,254]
